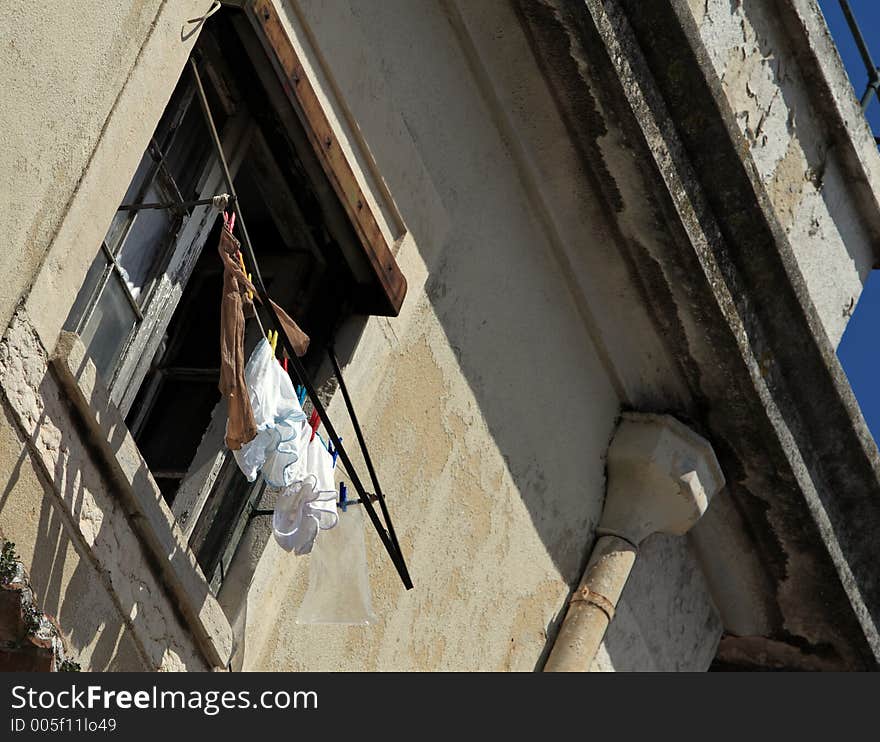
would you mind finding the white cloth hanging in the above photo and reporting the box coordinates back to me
[231,337,307,487]
[272,430,339,555]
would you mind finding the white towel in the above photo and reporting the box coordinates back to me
[231,338,307,487]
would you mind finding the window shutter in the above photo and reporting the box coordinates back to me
[247,0,407,316]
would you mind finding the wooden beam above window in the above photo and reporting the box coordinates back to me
[247,0,407,316]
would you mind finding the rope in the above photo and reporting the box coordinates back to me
[182,1,222,40]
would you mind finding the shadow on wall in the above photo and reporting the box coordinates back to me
[313,0,623,599]
[25,498,133,671]
[0,336,211,671]
[0,407,141,670]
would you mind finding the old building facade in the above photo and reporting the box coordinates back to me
[1,0,880,671]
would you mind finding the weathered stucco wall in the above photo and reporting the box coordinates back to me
[0,310,208,670]
[0,1,191,343]
[231,0,721,672]
[0,0,744,671]
[0,405,146,671]
[0,0,216,671]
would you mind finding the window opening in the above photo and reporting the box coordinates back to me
[188,37,412,589]
[63,8,411,592]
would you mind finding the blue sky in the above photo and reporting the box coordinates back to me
[819,1,880,435]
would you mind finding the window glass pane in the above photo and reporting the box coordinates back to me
[155,77,196,150]
[63,251,109,333]
[79,276,138,384]
[105,151,157,252]
[163,101,213,202]
[116,181,174,304]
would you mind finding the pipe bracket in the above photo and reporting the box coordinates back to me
[570,586,617,622]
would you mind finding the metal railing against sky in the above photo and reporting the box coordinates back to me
[838,0,880,144]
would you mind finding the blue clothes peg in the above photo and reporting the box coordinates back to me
[296,385,307,406]
[331,436,341,468]
[338,481,349,512]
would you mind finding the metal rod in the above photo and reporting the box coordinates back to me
[250,493,376,520]
[861,81,878,113]
[118,195,232,212]
[839,0,878,82]
[328,345,406,575]
[189,56,412,589]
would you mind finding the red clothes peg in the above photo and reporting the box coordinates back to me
[308,408,320,442]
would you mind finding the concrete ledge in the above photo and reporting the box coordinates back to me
[517,0,880,668]
[782,0,880,230]
[51,332,232,670]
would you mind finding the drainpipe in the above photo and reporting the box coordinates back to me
[543,412,725,672]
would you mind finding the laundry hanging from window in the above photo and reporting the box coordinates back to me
[217,217,310,451]
[217,216,338,554]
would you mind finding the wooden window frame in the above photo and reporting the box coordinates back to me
[67,81,254,418]
[248,0,407,316]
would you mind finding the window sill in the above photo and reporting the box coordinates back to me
[51,332,233,670]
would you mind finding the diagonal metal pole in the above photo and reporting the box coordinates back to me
[838,0,880,112]
[189,57,412,589]
[328,345,406,572]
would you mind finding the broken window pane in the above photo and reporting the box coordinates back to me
[116,182,175,304]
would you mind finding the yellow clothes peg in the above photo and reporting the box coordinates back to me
[237,252,253,301]
[269,329,278,355]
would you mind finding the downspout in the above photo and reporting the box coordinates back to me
[544,413,725,672]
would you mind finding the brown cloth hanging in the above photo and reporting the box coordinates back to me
[269,298,310,358]
[218,225,311,450]
[219,225,258,450]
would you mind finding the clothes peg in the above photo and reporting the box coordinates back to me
[331,436,341,468]
[338,482,349,512]
[269,329,278,355]
[228,212,236,233]
[308,408,320,442]
[236,251,253,301]
[282,356,288,372]
[296,385,307,406]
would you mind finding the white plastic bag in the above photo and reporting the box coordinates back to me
[296,504,376,625]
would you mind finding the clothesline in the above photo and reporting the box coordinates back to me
[189,57,412,590]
